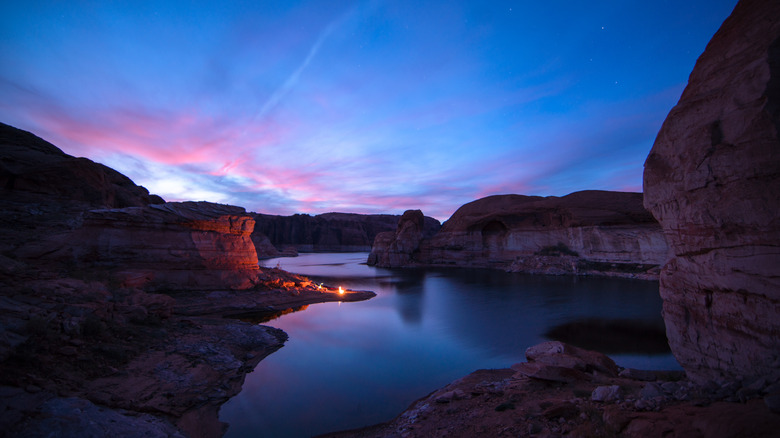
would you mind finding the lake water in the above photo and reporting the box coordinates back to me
[220,253,679,438]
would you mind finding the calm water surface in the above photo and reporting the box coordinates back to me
[220,253,679,438]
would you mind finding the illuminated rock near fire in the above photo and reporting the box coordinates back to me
[643,0,780,383]
[19,202,262,291]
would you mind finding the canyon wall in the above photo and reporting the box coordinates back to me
[643,0,780,384]
[370,191,668,279]
[253,211,440,254]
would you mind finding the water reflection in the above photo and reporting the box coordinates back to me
[545,318,670,355]
[231,305,310,324]
[221,253,679,438]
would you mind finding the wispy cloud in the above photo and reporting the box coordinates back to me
[249,8,351,125]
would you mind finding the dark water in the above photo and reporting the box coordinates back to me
[220,253,679,438]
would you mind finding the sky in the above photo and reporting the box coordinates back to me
[0,0,738,221]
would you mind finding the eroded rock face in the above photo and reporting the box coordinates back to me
[371,191,668,278]
[643,0,780,384]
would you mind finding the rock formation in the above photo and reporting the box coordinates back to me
[370,191,668,279]
[252,211,440,255]
[644,0,780,384]
[0,122,375,437]
[367,210,427,267]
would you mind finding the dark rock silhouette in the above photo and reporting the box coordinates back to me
[644,0,780,384]
[0,122,163,209]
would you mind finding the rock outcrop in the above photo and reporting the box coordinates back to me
[252,211,440,255]
[370,191,668,279]
[367,210,427,267]
[644,0,780,384]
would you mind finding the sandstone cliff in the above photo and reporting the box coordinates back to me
[644,0,780,384]
[15,202,264,291]
[252,211,440,254]
[370,191,668,279]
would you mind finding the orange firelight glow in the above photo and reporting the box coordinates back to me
[338,286,344,295]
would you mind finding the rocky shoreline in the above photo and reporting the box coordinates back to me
[322,341,780,438]
[0,263,373,437]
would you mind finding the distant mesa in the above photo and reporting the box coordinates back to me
[369,191,668,279]
[252,211,440,257]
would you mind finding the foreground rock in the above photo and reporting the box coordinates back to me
[370,191,668,279]
[644,0,780,384]
[322,342,780,438]
[252,211,441,256]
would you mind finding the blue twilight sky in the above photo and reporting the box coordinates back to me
[0,0,738,221]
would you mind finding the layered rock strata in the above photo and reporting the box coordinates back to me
[644,0,780,384]
[16,201,264,291]
[370,191,668,279]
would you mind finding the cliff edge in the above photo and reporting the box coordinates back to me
[644,0,780,384]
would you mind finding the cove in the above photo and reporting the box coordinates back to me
[220,253,679,438]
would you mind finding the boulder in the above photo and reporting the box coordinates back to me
[525,341,619,377]
[510,361,591,383]
[643,0,780,384]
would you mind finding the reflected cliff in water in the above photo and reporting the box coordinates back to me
[545,318,670,355]
[220,253,679,438]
